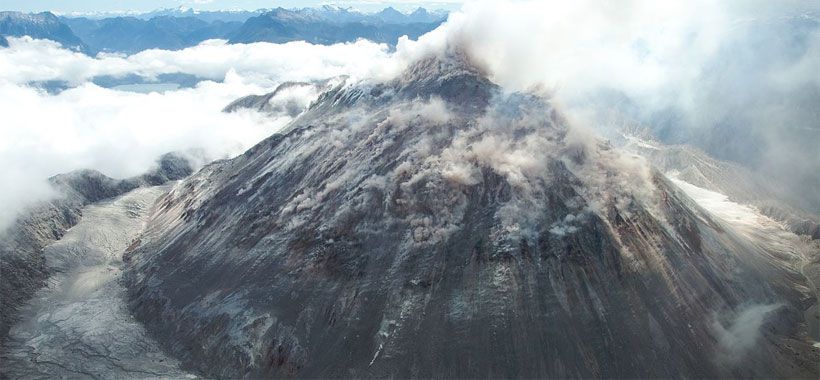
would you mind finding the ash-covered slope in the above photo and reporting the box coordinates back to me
[0,153,192,344]
[125,53,818,378]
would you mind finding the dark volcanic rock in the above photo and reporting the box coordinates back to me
[125,53,819,378]
[0,153,193,344]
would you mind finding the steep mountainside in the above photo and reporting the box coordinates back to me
[0,11,89,53]
[1,7,445,55]
[0,153,192,344]
[124,52,819,378]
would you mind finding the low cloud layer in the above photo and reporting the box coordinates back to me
[0,37,398,231]
[0,37,397,86]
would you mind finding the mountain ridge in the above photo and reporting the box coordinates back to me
[0,11,89,53]
[228,7,444,45]
[1,7,447,55]
[123,52,818,378]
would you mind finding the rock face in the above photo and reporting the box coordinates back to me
[0,153,192,344]
[125,53,819,378]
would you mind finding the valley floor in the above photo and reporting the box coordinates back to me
[0,186,193,379]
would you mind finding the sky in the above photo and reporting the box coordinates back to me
[0,0,463,13]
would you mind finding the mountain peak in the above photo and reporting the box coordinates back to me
[380,6,401,13]
[306,48,495,115]
[391,48,494,107]
[375,6,407,23]
[411,7,429,15]
[404,48,488,79]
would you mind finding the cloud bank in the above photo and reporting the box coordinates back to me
[0,37,397,231]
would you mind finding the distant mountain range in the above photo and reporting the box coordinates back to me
[0,6,448,54]
[69,5,446,25]
[0,11,89,53]
[229,7,446,45]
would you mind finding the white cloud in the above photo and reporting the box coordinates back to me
[2,0,818,231]
[0,37,399,231]
[0,37,397,86]
[392,0,820,213]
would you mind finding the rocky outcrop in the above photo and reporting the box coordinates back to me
[124,53,818,378]
[0,153,192,344]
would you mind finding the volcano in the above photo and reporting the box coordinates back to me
[123,51,819,378]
